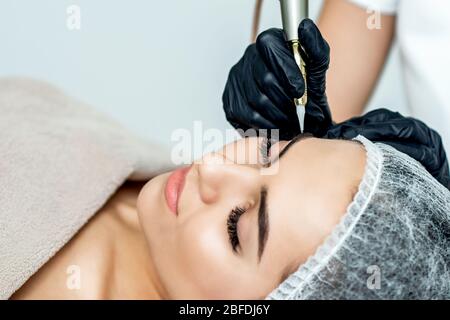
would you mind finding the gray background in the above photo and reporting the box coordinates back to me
[0,0,407,151]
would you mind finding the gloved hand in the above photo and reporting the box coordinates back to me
[324,109,450,190]
[223,19,332,140]
[222,19,450,189]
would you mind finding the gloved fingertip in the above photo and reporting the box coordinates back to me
[298,18,316,33]
[256,28,285,49]
[297,19,330,63]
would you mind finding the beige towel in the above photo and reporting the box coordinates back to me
[0,77,175,299]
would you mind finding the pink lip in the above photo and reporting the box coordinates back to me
[164,165,191,216]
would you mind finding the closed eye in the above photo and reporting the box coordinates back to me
[227,206,246,253]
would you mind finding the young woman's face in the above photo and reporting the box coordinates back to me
[137,136,366,299]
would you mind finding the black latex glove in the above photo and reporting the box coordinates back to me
[324,109,450,190]
[223,19,332,140]
[222,19,450,189]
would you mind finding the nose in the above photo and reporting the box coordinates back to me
[196,151,259,204]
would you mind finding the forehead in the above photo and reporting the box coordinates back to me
[258,138,365,280]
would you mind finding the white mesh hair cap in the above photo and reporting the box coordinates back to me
[266,135,450,300]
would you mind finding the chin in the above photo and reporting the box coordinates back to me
[136,172,182,296]
[136,171,175,252]
[137,172,170,219]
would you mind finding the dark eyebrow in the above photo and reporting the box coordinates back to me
[272,133,314,165]
[257,133,313,263]
[257,185,269,263]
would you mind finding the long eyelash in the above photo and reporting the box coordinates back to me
[258,137,272,167]
[227,206,246,252]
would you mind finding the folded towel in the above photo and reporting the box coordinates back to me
[0,77,175,299]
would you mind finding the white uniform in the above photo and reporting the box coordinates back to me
[349,0,450,154]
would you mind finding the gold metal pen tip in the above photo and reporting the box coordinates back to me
[291,40,307,134]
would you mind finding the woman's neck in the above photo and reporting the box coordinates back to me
[103,182,167,300]
[12,181,167,300]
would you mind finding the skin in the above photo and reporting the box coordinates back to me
[12,137,366,300]
[11,181,162,300]
[318,0,396,122]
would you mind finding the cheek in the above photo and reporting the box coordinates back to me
[176,210,261,299]
[136,179,269,299]
[177,214,237,296]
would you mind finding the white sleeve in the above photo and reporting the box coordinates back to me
[347,0,399,15]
